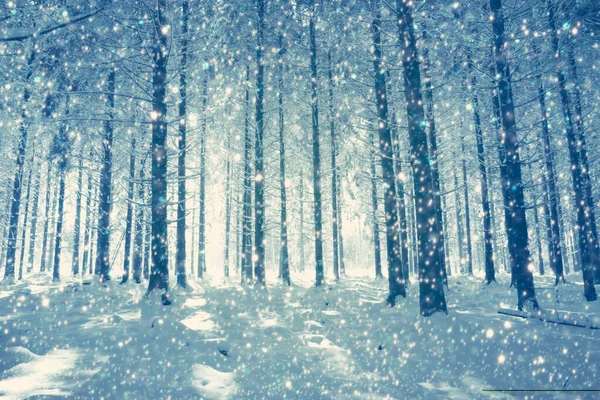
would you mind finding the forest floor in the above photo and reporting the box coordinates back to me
[0,271,599,399]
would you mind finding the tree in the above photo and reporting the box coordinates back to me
[3,51,35,282]
[466,51,495,284]
[372,0,406,303]
[176,0,190,289]
[396,0,446,316]
[49,93,74,282]
[278,34,291,286]
[121,138,136,284]
[71,152,83,276]
[95,68,115,282]
[546,0,596,301]
[369,129,383,279]
[147,0,170,301]
[490,0,539,310]
[254,0,267,286]
[241,64,253,284]
[308,0,325,287]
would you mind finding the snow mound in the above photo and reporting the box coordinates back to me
[192,364,237,398]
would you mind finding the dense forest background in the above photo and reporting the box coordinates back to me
[1,0,600,316]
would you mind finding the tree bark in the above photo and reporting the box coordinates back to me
[391,111,410,282]
[532,39,565,284]
[278,35,291,285]
[133,158,145,283]
[71,154,83,276]
[372,3,406,301]
[52,170,66,282]
[466,51,495,283]
[81,152,94,276]
[176,0,189,288]
[39,165,53,273]
[224,126,232,278]
[299,168,305,273]
[147,0,170,298]
[254,0,267,286]
[490,0,539,310]
[461,132,473,276]
[121,139,136,284]
[421,24,448,286]
[3,59,33,281]
[17,151,35,280]
[546,0,596,300]
[95,68,115,282]
[369,129,383,279]
[241,64,253,284]
[26,161,41,273]
[47,179,59,275]
[327,48,339,283]
[567,43,600,283]
[309,0,324,287]
[198,75,208,279]
[529,165,545,276]
[396,0,446,316]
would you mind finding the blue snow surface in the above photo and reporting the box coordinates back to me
[0,271,599,399]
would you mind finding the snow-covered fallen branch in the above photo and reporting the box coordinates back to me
[498,308,600,329]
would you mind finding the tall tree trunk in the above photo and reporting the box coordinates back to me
[95,68,115,282]
[546,0,596,300]
[454,168,465,273]
[121,139,136,284]
[337,177,346,276]
[190,194,196,276]
[467,51,495,283]
[568,43,600,283]
[176,0,189,288]
[309,0,324,287]
[26,161,41,273]
[39,165,53,273]
[441,179,451,276]
[253,0,267,286]
[372,4,405,301]
[421,24,447,286]
[369,130,383,279]
[71,154,83,276]
[148,1,170,299]
[198,75,208,279]
[241,64,253,284]
[391,113,410,282]
[235,192,241,276]
[491,0,539,309]
[81,157,94,276]
[529,165,545,276]
[278,35,291,285]
[143,170,151,280]
[17,152,35,280]
[133,158,145,283]
[299,168,305,273]
[52,170,66,282]
[532,39,564,284]
[489,49,514,280]
[541,173,555,275]
[224,127,232,278]
[488,170,503,273]
[327,48,339,282]
[47,176,59,275]
[396,0,446,316]
[460,113,473,276]
[3,62,33,281]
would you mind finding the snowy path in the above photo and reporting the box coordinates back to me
[0,273,599,399]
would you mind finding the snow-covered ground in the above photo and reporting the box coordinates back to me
[0,272,599,399]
